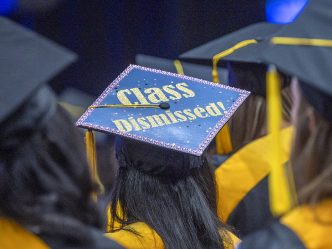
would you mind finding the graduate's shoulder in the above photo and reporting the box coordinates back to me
[238,221,305,249]
[42,226,124,249]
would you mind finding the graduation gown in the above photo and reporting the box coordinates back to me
[215,126,293,237]
[106,222,240,249]
[0,217,123,249]
[238,199,332,249]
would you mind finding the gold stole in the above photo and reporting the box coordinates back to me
[215,126,293,222]
[106,222,240,249]
[281,200,332,249]
[0,218,50,249]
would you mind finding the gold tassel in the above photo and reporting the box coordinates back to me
[211,39,258,154]
[212,55,234,155]
[215,124,233,154]
[85,130,104,199]
[173,59,185,75]
[267,65,295,216]
[173,58,233,154]
[212,39,257,83]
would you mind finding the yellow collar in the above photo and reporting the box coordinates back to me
[106,222,163,249]
[281,200,332,249]
[215,126,293,221]
[106,222,239,249]
[0,217,50,249]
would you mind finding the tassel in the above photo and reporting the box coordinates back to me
[215,124,233,154]
[267,65,295,216]
[85,130,104,199]
[173,58,233,154]
[173,59,185,75]
[212,56,233,155]
[211,39,258,154]
[212,39,257,83]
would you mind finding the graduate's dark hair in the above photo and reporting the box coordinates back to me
[227,62,292,151]
[291,82,332,204]
[109,156,231,249]
[0,91,100,242]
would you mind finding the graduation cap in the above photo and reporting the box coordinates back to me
[136,54,228,83]
[178,23,288,155]
[262,0,332,122]
[0,17,77,126]
[180,22,284,83]
[258,0,332,216]
[136,54,233,155]
[180,22,297,215]
[76,65,250,179]
[0,17,76,172]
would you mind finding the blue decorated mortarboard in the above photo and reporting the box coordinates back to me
[76,65,249,156]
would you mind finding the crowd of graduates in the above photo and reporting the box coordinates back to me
[0,0,331,248]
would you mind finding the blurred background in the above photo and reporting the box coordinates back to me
[1,0,308,191]
[2,0,308,97]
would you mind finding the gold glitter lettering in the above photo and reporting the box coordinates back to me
[183,109,197,120]
[112,119,132,132]
[144,87,169,103]
[165,110,179,123]
[194,107,209,118]
[173,110,187,122]
[206,103,223,116]
[117,89,133,105]
[130,88,150,104]
[162,85,182,100]
[176,82,195,98]
[137,117,151,129]
[146,114,171,127]
[128,117,142,131]
[217,101,226,111]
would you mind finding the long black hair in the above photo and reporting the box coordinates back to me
[0,87,101,243]
[109,141,231,249]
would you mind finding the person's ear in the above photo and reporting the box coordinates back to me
[306,107,317,133]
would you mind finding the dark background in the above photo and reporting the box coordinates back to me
[4,0,309,192]
[11,0,266,96]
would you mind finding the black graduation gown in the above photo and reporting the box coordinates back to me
[215,127,292,237]
[238,200,332,249]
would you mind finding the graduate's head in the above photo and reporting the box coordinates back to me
[76,65,248,249]
[258,0,332,205]
[0,86,101,236]
[109,137,229,249]
[115,136,208,179]
[179,22,290,152]
[227,61,292,150]
[0,17,102,240]
[290,78,332,204]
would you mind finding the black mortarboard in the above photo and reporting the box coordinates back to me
[0,17,77,125]
[177,23,284,154]
[135,54,227,83]
[179,22,287,96]
[76,65,249,178]
[180,22,283,66]
[261,0,332,122]
[257,0,332,216]
[181,21,297,215]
